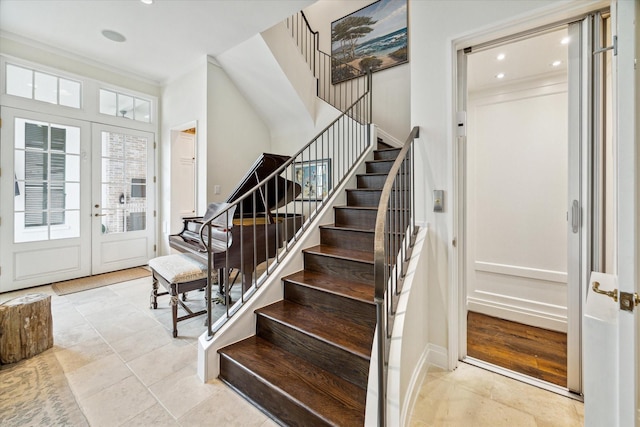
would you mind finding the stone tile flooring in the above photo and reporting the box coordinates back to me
[409,363,584,427]
[1,277,583,426]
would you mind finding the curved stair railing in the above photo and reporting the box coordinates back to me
[374,126,420,425]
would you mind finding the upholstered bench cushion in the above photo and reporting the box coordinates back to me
[148,254,207,284]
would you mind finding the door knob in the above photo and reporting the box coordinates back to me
[592,281,618,302]
[94,213,107,217]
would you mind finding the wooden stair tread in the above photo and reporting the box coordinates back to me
[304,244,374,263]
[219,336,366,425]
[257,300,374,359]
[283,270,374,304]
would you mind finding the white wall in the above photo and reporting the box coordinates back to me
[160,62,207,254]
[302,0,411,142]
[206,60,271,204]
[467,78,569,332]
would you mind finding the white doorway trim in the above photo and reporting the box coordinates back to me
[169,120,198,236]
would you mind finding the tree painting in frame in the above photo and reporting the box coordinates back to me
[294,159,331,201]
[331,0,408,84]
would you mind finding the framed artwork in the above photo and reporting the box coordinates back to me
[331,0,408,84]
[294,159,331,201]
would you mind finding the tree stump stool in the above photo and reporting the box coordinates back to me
[0,293,53,364]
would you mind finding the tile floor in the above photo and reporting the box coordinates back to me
[1,277,584,426]
[409,363,584,427]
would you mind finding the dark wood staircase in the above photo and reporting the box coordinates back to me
[218,141,399,426]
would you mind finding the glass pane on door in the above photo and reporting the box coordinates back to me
[99,131,148,234]
[13,118,81,242]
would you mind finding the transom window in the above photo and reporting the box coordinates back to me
[6,63,81,108]
[99,89,151,123]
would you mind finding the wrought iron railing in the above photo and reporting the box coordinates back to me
[200,88,373,338]
[374,126,420,426]
[286,11,371,122]
[288,10,420,425]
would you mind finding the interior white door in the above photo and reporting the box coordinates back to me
[170,130,196,234]
[583,1,638,425]
[0,107,91,292]
[91,124,155,274]
[612,0,638,424]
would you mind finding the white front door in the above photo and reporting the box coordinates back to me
[91,124,155,274]
[0,108,91,292]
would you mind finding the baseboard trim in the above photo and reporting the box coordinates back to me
[426,343,448,369]
[401,344,448,426]
[468,298,567,333]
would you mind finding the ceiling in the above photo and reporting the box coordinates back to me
[467,27,569,92]
[0,0,315,85]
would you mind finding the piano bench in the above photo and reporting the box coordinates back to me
[148,254,211,338]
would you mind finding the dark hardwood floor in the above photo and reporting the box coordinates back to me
[467,311,567,387]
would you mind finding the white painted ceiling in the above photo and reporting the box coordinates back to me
[0,0,315,84]
[467,27,569,92]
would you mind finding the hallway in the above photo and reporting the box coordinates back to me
[1,278,583,426]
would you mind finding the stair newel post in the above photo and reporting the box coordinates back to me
[367,69,373,123]
[375,296,386,426]
[206,221,213,340]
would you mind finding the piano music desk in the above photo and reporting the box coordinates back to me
[148,254,212,338]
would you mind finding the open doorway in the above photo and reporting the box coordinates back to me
[457,11,614,397]
[464,28,571,388]
[170,123,197,235]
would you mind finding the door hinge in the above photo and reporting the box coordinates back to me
[154,141,156,149]
[153,244,156,252]
[153,176,156,183]
[620,292,640,312]
[153,210,156,217]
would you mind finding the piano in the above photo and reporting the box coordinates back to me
[169,153,304,293]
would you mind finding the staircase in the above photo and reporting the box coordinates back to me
[218,140,398,426]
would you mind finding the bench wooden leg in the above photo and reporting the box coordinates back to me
[170,284,179,338]
[150,275,159,309]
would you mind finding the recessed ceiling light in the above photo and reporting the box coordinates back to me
[552,60,562,67]
[140,0,153,4]
[497,53,506,61]
[496,73,505,79]
[102,29,126,43]
[561,37,570,45]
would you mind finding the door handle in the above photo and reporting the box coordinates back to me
[592,281,618,302]
[94,213,107,217]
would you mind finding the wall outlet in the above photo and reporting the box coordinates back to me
[214,185,221,195]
